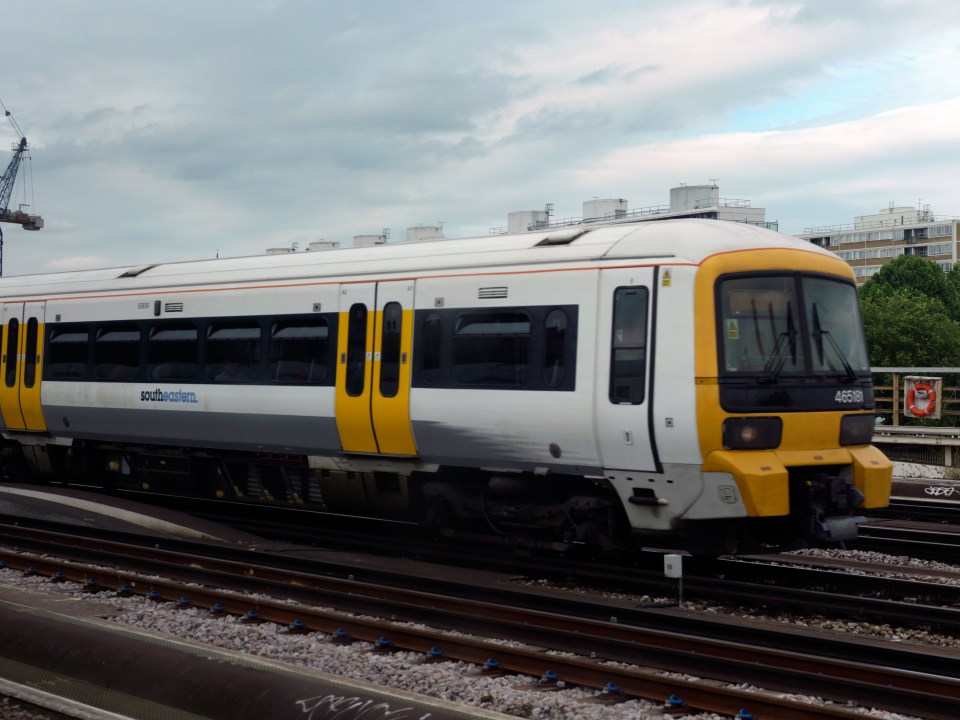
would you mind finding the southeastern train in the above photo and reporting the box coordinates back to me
[0,218,891,553]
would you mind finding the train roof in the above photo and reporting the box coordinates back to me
[0,219,840,299]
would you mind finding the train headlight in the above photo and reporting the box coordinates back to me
[722,417,782,450]
[840,414,875,446]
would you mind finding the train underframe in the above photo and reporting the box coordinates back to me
[0,440,867,555]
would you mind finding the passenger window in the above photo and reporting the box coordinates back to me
[345,304,368,396]
[610,288,648,404]
[148,324,198,380]
[4,319,18,388]
[453,311,530,387]
[269,319,328,384]
[46,325,90,380]
[206,321,261,382]
[419,312,442,385]
[23,318,38,388]
[95,325,141,380]
[379,302,402,398]
[542,309,568,388]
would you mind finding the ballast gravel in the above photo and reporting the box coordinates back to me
[0,697,50,720]
[0,554,933,720]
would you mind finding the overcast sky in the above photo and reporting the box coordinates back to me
[2,0,960,275]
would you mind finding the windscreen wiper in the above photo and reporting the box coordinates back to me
[812,303,857,384]
[759,303,797,384]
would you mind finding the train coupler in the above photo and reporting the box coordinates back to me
[811,514,864,542]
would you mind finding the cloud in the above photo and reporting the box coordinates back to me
[1,1,959,275]
[41,256,115,273]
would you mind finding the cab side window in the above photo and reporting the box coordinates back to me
[610,287,648,404]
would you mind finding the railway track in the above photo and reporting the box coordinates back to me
[0,519,957,719]
[852,516,960,561]
[5,510,960,629]
[873,497,960,525]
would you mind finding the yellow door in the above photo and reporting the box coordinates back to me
[0,302,47,432]
[335,284,378,453]
[334,282,418,456]
[371,281,417,456]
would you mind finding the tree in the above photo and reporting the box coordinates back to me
[860,255,960,322]
[946,262,960,303]
[860,287,960,367]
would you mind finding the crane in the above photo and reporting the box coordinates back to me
[0,100,43,275]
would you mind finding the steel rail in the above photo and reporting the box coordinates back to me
[0,530,958,718]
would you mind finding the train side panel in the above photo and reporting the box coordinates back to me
[408,268,602,475]
[40,283,342,455]
[593,262,717,533]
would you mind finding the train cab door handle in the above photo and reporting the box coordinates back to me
[401,352,407,365]
[340,353,346,364]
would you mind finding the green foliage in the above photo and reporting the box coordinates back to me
[947,263,960,301]
[860,288,960,366]
[860,255,960,322]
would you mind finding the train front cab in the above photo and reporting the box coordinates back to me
[693,248,891,549]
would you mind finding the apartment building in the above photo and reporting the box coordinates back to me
[798,203,960,283]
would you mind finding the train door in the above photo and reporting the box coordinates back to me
[595,269,658,472]
[334,282,418,455]
[371,281,417,455]
[0,302,47,432]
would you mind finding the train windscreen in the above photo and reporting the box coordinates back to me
[718,273,869,380]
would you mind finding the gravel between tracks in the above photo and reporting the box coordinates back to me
[0,552,934,720]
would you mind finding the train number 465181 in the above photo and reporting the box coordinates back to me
[835,389,864,403]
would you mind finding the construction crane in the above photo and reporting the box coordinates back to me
[0,99,43,275]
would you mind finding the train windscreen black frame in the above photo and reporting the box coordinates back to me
[715,272,874,412]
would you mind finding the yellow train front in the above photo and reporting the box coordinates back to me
[680,236,892,553]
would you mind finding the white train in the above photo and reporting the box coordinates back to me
[0,218,891,553]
